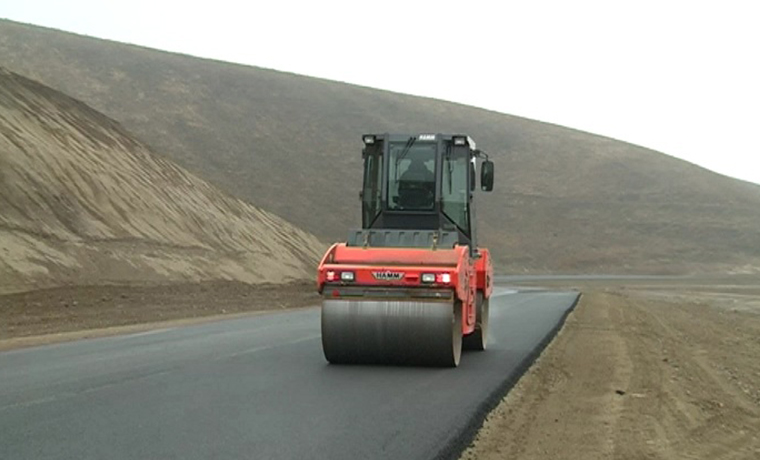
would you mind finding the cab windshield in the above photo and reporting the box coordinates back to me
[388,140,436,211]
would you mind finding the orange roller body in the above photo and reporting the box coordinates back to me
[317,133,495,367]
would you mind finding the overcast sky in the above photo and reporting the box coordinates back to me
[3,1,759,184]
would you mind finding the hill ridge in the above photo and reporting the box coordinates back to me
[1,19,759,274]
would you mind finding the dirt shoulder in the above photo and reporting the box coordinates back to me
[0,280,320,350]
[462,282,760,459]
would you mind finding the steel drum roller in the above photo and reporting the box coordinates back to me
[321,299,462,367]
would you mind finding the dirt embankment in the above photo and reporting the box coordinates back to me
[462,283,760,459]
[0,67,324,293]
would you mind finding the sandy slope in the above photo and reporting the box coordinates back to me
[0,68,324,293]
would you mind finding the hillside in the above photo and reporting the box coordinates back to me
[2,19,760,273]
[0,67,323,294]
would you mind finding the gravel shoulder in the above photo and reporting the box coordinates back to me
[0,281,320,350]
[462,279,760,459]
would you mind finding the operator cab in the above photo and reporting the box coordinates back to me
[357,133,494,251]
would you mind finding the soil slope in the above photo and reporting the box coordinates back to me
[2,19,760,273]
[0,68,324,294]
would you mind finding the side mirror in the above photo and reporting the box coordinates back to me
[470,163,476,191]
[481,160,494,192]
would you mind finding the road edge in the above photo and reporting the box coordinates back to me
[435,291,582,460]
[0,304,319,352]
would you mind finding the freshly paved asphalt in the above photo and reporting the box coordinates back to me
[0,287,579,460]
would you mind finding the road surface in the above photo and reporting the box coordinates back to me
[0,288,578,460]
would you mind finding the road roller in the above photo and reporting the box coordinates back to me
[317,133,495,367]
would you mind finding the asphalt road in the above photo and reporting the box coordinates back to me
[0,288,579,460]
